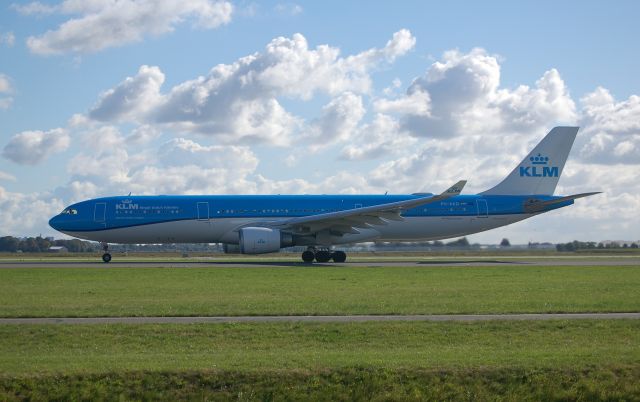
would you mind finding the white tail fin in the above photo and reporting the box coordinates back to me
[482,127,578,196]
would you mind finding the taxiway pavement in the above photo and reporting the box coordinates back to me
[1,313,639,325]
[0,255,638,268]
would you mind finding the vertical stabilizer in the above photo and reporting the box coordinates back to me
[481,127,578,195]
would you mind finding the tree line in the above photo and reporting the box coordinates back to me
[556,240,639,251]
[0,236,221,253]
[0,236,97,253]
[1,235,637,253]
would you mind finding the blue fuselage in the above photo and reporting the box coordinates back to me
[49,193,572,245]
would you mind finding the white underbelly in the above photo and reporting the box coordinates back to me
[63,214,533,244]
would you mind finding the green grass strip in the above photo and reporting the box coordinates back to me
[1,320,638,374]
[1,265,639,317]
[2,366,639,401]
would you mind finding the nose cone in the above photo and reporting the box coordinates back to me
[49,215,62,232]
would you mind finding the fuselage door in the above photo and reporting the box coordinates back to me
[94,202,106,223]
[197,202,209,221]
[476,199,488,218]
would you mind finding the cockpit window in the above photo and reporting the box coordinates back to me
[61,208,78,215]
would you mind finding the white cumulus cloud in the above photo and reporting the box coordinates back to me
[2,129,70,165]
[379,48,576,139]
[0,171,17,181]
[62,136,260,196]
[11,2,58,15]
[126,124,160,145]
[301,92,366,149]
[0,75,11,93]
[87,30,416,144]
[0,74,13,109]
[0,186,65,236]
[274,3,303,16]
[89,65,165,122]
[340,113,415,161]
[577,87,640,164]
[158,138,259,171]
[0,32,15,47]
[23,0,233,55]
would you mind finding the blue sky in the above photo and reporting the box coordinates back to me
[0,0,638,242]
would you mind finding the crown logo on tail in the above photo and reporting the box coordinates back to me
[529,153,549,165]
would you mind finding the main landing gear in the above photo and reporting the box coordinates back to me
[301,247,347,263]
[101,242,112,263]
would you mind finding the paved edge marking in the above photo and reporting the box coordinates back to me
[1,313,640,325]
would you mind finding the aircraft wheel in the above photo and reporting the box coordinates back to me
[315,250,332,263]
[301,250,315,263]
[102,253,112,263]
[332,251,347,263]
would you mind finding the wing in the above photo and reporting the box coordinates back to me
[270,180,467,236]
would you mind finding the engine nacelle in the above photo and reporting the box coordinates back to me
[239,227,293,254]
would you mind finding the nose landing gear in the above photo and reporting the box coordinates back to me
[101,242,111,263]
[300,247,347,263]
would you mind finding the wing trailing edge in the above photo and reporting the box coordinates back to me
[277,180,467,236]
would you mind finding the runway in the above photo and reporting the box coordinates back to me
[0,255,638,268]
[1,312,639,325]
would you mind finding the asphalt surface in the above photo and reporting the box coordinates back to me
[1,313,639,325]
[0,256,638,268]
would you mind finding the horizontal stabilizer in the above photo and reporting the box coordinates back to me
[524,192,601,212]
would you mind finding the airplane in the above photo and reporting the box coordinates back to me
[49,126,599,263]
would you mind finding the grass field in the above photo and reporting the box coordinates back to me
[4,366,639,401]
[1,257,639,400]
[1,264,639,317]
[2,320,639,373]
[1,320,639,400]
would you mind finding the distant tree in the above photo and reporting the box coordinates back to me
[500,238,511,247]
[53,239,96,252]
[556,240,598,252]
[446,237,470,247]
[556,242,574,252]
[35,236,51,251]
[631,243,639,249]
[0,236,19,252]
[22,237,39,252]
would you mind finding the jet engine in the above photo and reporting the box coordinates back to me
[238,227,293,254]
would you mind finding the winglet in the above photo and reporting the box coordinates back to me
[443,180,467,196]
[427,180,467,204]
